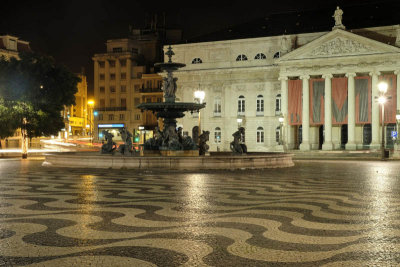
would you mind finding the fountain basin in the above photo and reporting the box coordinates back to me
[43,152,294,170]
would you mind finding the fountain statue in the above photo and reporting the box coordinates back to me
[138,46,206,155]
[101,130,117,154]
[230,127,247,154]
[117,128,134,155]
[198,131,210,156]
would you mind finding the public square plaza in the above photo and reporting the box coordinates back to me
[0,159,400,266]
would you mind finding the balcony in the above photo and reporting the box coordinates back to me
[140,87,163,93]
[96,107,127,112]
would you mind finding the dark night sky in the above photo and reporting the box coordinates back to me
[0,0,398,96]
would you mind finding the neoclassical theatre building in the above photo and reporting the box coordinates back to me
[167,8,400,152]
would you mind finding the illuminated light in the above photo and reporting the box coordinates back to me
[98,124,124,128]
[99,133,104,138]
[279,117,284,123]
[378,82,388,93]
[378,96,386,104]
[138,126,145,130]
[86,124,90,128]
[134,136,140,142]
[87,100,95,106]
[93,111,98,116]
[237,118,242,123]
[194,90,205,103]
[40,85,43,89]
[396,114,400,120]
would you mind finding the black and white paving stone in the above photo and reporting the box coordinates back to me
[0,159,400,266]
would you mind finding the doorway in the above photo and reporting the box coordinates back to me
[363,124,371,149]
[318,125,324,150]
[386,123,396,149]
[341,124,348,149]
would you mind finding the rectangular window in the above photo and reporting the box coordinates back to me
[100,99,105,107]
[99,86,105,93]
[109,60,115,67]
[120,85,126,92]
[110,73,116,80]
[146,98,151,103]
[146,81,151,88]
[98,114,103,120]
[121,73,126,80]
[99,61,105,68]
[120,59,126,67]
[214,130,221,143]
[121,98,126,107]
[238,99,245,114]
[100,74,105,80]
[109,114,114,121]
[119,114,125,120]
[110,98,116,107]
[110,86,116,93]
[257,99,264,112]
[134,85,141,92]
[113,47,122,53]
[135,114,140,120]
[214,98,221,116]
[257,131,264,143]
[157,97,162,103]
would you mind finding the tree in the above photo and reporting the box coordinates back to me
[0,52,80,158]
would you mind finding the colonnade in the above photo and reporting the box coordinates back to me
[280,71,400,151]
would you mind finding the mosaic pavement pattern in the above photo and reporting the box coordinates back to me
[1,159,400,266]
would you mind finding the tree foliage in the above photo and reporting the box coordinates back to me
[0,52,80,138]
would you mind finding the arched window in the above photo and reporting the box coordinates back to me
[192,58,202,64]
[254,53,266,60]
[273,52,281,59]
[236,54,248,61]
[214,127,221,144]
[238,95,245,115]
[276,126,280,144]
[257,127,264,143]
[275,94,281,115]
[256,95,264,115]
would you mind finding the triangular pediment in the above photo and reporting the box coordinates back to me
[278,29,400,62]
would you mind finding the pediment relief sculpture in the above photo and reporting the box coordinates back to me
[305,37,374,57]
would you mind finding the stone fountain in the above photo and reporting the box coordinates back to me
[43,46,294,169]
[137,46,205,156]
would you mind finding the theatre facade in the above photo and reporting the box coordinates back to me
[168,12,400,152]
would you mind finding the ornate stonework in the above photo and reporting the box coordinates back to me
[307,37,374,57]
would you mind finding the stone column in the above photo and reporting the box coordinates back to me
[322,74,333,150]
[370,71,380,149]
[300,75,311,151]
[279,76,289,149]
[346,73,357,150]
[395,70,400,114]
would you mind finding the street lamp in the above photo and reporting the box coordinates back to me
[378,82,388,160]
[87,100,95,144]
[194,90,205,141]
[279,116,284,145]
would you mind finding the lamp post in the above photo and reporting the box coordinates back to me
[377,82,388,160]
[87,100,95,144]
[194,90,205,140]
[279,116,284,145]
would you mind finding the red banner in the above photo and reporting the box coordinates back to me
[309,79,325,125]
[355,76,371,124]
[379,74,397,124]
[288,79,302,125]
[332,77,348,125]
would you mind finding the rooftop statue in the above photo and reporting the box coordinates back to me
[332,6,345,30]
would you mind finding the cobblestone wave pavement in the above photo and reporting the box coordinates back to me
[0,159,399,266]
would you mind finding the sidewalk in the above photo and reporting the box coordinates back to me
[290,149,394,161]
